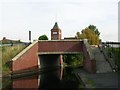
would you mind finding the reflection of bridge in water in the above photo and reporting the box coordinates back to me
[9,67,80,89]
[5,67,63,89]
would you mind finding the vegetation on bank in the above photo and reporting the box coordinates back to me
[1,45,25,74]
[107,47,120,72]
[63,54,83,68]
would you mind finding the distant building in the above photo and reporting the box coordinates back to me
[51,22,77,40]
[51,22,62,40]
[0,37,21,44]
[2,37,11,41]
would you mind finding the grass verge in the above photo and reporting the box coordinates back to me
[1,45,25,75]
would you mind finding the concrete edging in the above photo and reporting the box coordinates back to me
[38,52,81,55]
[38,40,83,42]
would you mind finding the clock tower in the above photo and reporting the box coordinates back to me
[51,22,62,40]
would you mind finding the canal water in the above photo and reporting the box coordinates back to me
[2,67,82,89]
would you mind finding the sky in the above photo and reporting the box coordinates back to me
[0,0,119,42]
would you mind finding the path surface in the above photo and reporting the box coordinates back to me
[91,46,112,73]
[74,69,118,88]
[74,46,118,88]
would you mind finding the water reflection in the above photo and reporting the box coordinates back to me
[39,67,63,89]
[3,66,80,89]
[12,76,38,89]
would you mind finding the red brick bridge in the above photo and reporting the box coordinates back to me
[11,40,96,74]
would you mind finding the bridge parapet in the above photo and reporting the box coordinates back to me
[38,40,83,54]
[12,40,38,72]
[82,39,96,73]
[83,39,95,60]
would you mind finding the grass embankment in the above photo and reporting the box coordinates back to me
[1,45,25,74]
[107,48,120,72]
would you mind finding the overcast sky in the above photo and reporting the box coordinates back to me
[0,0,119,42]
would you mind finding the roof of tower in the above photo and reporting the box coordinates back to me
[53,22,59,29]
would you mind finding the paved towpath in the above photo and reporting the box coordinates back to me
[91,46,112,73]
[74,69,118,89]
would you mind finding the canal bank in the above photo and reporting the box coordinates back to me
[74,68,118,89]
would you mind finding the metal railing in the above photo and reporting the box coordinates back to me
[98,43,117,72]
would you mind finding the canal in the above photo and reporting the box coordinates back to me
[2,66,83,89]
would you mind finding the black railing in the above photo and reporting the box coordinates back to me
[99,42,120,72]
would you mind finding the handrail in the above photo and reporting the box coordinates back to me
[98,44,116,72]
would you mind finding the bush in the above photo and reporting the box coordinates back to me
[63,54,83,68]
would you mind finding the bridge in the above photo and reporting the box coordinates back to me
[38,40,83,54]
[11,40,96,74]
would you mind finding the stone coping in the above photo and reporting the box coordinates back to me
[38,52,81,55]
[12,41,38,61]
[38,40,83,42]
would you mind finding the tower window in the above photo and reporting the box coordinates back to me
[53,32,57,34]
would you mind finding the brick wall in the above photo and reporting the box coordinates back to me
[11,40,96,73]
[12,41,38,72]
[82,43,96,73]
[38,40,83,52]
[91,59,96,73]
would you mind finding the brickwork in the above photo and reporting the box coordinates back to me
[91,60,96,73]
[12,41,38,72]
[38,40,83,53]
[51,22,62,40]
[11,40,96,73]
[82,43,95,73]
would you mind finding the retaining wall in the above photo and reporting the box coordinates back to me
[12,41,38,72]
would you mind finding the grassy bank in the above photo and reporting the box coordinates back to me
[1,45,25,74]
[107,47,120,71]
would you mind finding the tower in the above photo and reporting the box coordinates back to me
[51,22,62,40]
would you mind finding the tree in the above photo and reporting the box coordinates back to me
[76,28,100,45]
[38,34,48,40]
[88,25,100,36]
